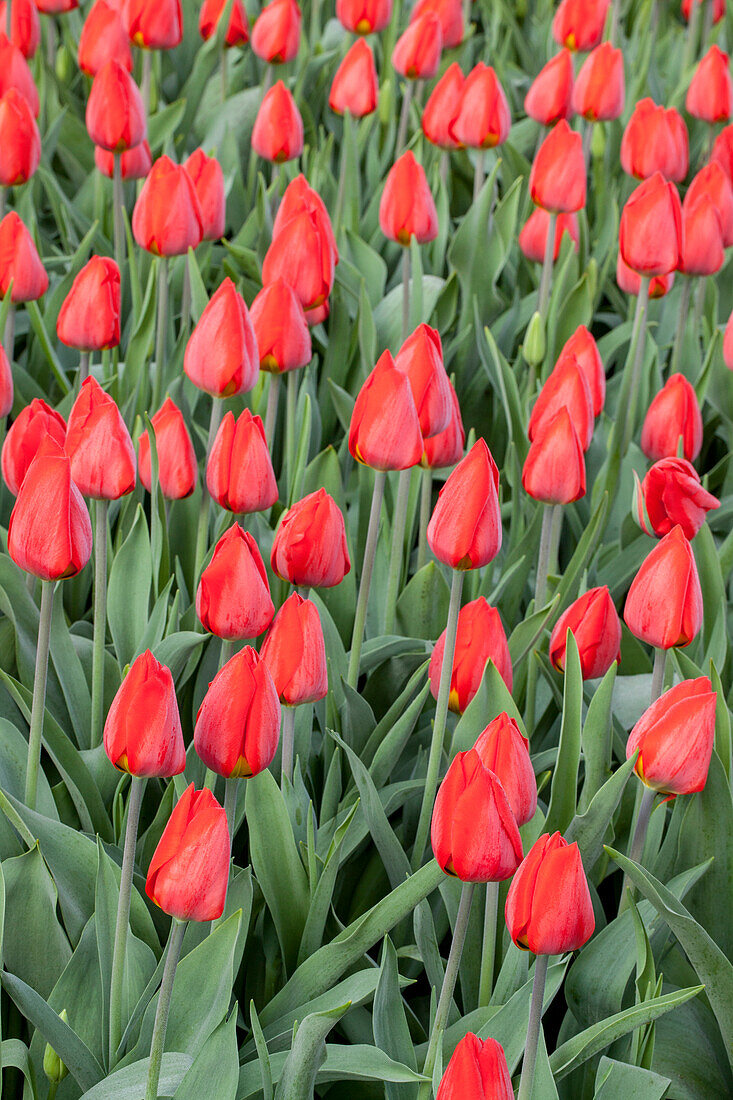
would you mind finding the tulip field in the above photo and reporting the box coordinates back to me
[2,0,733,1096]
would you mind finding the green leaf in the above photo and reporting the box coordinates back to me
[274,1004,350,1100]
[544,632,583,835]
[451,660,525,757]
[374,938,417,1100]
[579,662,617,813]
[507,595,560,668]
[566,755,636,872]
[107,504,153,668]
[173,1010,239,1099]
[594,1055,670,1099]
[1,844,72,999]
[79,1053,192,1099]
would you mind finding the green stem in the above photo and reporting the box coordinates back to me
[220,637,235,668]
[347,470,387,689]
[309,0,321,43]
[153,257,168,411]
[280,706,296,785]
[537,212,557,320]
[517,954,549,1100]
[203,768,218,791]
[79,351,91,386]
[620,785,656,912]
[264,373,280,451]
[113,154,125,279]
[193,398,225,584]
[285,369,298,500]
[334,111,350,240]
[0,187,4,220]
[383,468,412,634]
[4,302,15,363]
[473,148,485,203]
[144,919,187,1100]
[412,569,464,871]
[478,880,499,1007]
[669,277,692,377]
[91,499,108,749]
[141,50,152,116]
[180,254,191,341]
[525,503,557,735]
[619,276,650,456]
[401,247,411,344]
[416,466,432,572]
[650,647,667,704]
[220,42,228,102]
[24,580,54,811]
[108,776,146,1067]
[223,776,239,843]
[395,80,414,157]
[691,276,705,350]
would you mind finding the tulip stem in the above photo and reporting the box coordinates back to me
[0,187,5,220]
[193,398,225,584]
[334,111,351,240]
[281,706,296,785]
[412,568,464,871]
[620,276,650,456]
[112,154,125,279]
[180,255,191,340]
[473,149,485,203]
[670,277,692,378]
[220,43,228,103]
[141,50,152,117]
[24,580,54,811]
[478,880,499,1007]
[525,503,557,734]
[683,0,701,74]
[223,776,239,843]
[109,775,146,1067]
[396,81,414,158]
[144,918,187,1100]
[91,499,109,749]
[517,954,549,1100]
[537,213,557,320]
[418,880,475,1100]
[620,785,656,913]
[153,257,169,411]
[347,470,387,689]
[416,466,432,572]
[4,302,14,363]
[203,768,218,791]
[650,647,667,704]
[402,248,411,344]
[692,276,705,349]
[383,468,412,635]
[264,374,280,451]
[220,638,235,668]
[285,369,298,500]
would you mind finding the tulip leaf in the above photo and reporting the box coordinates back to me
[373,275,446,352]
[545,632,583,835]
[566,755,636,873]
[274,1003,350,1100]
[1,844,71,1001]
[173,1009,239,1100]
[507,594,561,669]
[552,494,609,623]
[477,321,528,464]
[395,562,451,641]
[594,1056,671,1099]
[78,1053,193,1099]
[374,937,418,1100]
[578,661,617,813]
[107,504,152,669]
[451,659,526,758]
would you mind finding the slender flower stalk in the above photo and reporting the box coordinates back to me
[347,470,387,688]
[525,503,558,732]
[264,374,280,450]
[4,302,15,363]
[402,247,411,343]
[78,352,91,386]
[153,257,168,410]
[516,954,549,1100]
[108,776,146,1066]
[417,467,432,571]
[537,212,557,319]
[620,275,651,456]
[91,499,109,748]
[478,880,500,1007]
[193,398,225,583]
[180,253,191,340]
[669,277,693,376]
[285,370,298,498]
[383,468,412,634]
[144,919,187,1100]
[473,148,485,202]
[280,706,296,784]
[223,776,239,842]
[396,81,414,157]
[112,154,125,276]
[25,580,55,810]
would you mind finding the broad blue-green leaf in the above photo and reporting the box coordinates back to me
[79,1053,192,1099]
[594,1055,670,1099]
[107,504,152,668]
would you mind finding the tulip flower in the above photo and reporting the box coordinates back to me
[0,0,39,58]
[429,597,512,712]
[271,487,351,589]
[624,524,703,651]
[473,713,537,828]
[686,45,732,124]
[2,398,66,495]
[411,0,462,46]
[678,195,724,279]
[336,0,392,34]
[556,325,605,416]
[349,350,423,471]
[522,408,586,506]
[95,140,152,181]
[549,586,622,680]
[273,174,338,262]
[184,149,225,241]
[138,396,197,500]
[35,0,77,12]
[712,123,733,182]
[0,88,41,188]
[132,155,204,257]
[86,60,146,153]
[184,278,258,397]
[627,677,717,797]
[251,278,312,375]
[78,1,133,75]
[199,0,249,46]
[392,12,443,82]
[637,457,719,540]
[640,373,702,462]
[252,81,303,164]
[620,99,688,182]
[616,255,673,299]
[124,0,182,50]
[572,42,625,122]
[64,377,135,501]
[422,378,465,469]
[379,151,438,246]
[207,409,278,515]
[0,211,47,303]
[685,162,733,248]
[0,32,39,117]
[251,0,300,63]
[427,439,502,570]
[197,524,275,640]
[524,49,574,126]
[329,38,378,118]
[422,63,464,150]
[436,1034,513,1100]
[262,212,334,314]
[552,0,609,51]
[56,256,121,379]
[451,63,511,197]
[528,356,595,451]
[518,209,579,264]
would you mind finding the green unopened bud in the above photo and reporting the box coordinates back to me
[55,45,72,83]
[379,78,393,127]
[43,1010,70,1084]
[523,311,546,368]
[586,257,598,303]
[591,123,606,160]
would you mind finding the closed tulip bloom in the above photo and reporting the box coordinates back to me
[422,380,465,467]
[197,524,274,639]
[422,62,464,149]
[379,151,438,245]
[251,81,304,163]
[57,255,121,351]
[685,162,733,247]
[556,325,605,416]
[473,713,537,826]
[2,398,66,495]
[711,123,733,182]
[250,279,312,373]
[132,155,204,256]
[530,119,586,213]
[412,0,462,46]
[0,346,12,418]
[619,173,682,277]
[64,378,135,500]
[336,0,392,33]
[637,457,719,540]
[524,49,574,126]
[273,174,338,264]
[624,525,703,649]
[616,254,674,299]
[36,0,77,11]
[7,438,92,580]
[262,212,333,313]
[436,1033,513,1100]
[195,647,281,778]
[429,597,512,713]
[432,748,523,882]
[394,324,452,438]
[271,487,351,588]
[506,831,595,953]
[626,677,717,796]
[0,0,40,59]
[451,63,510,149]
[528,356,594,451]
[641,374,702,462]
[349,350,423,470]
[621,99,688,182]
[686,45,732,123]
[78,1,133,75]
[103,650,185,775]
[184,278,258,396]
[679,195,724,277]
[0,212,47,302]
[519,209,579,263]
[427,439,502,569]
[0,89,40,187]
[95,139,152,180]
[552,0,609,50]
[183,149,225,241]
[199,0,249,45]
[572,42,624,121]
[207,409,278,514]
[146,784,230,921]
[392,12,442,81]
[260,593,328,705]
[124,0,182,49]
[138,397,197,499]
[522,408,586,504]
[329,39,378,118]
[550,586,621,680]
[86,60,145,153]
[251,0,300,63]
[0,33,39,117]
[683,0,725,19]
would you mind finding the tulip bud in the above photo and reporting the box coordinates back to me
[349,350,424,470]
[711,122,733,183]
[43,1010,70,1084]
[436,1033,513,1100]
[184,278,258,396]
[251,81,304,163]
[271,487,351,588]
[336,0,392,34]
[524,49,574,126]
[0,345,12,418]
[0,88,40,187]
[207,409,278,514]
[640,373,702,462]
[104,650,186,776]
[528,356,594,451]
[421,62,464,149]
[679,195,724,277]
[685,161,733,248]
[262,212,334,314]
[124,0,182,50]
[432,748,523,882]
[624,525,703,650]
[86,60,145,154]
[450,63,511,149]
[572,41,625,121]
[146,784,230,921]
[394,323,452,438]
[549,586,621,680]
[556,325,605,416]
[619,172,682,277]
[2,398,66,494]
[199,0,249,45]
[57,255,121,352]
[552,0,609,51]
[518,208,579,263]
[195,647,280,779]
[427,439,502,569]
[637,457,719,540]
[530,118,586,213]
[251,0,300,63]
[473,713,537,826]
[197,524,274,640]
[78,1,133,76]
[422,379,465,468]
[0,0,40,59]
[132,155,204,257]
[0,32,39,117]
[411,0,462,47]
[273,175,337,261]
[138,397,197,500]
[95,139,152,181]
[392,12,443,82]
[8,438,92,580]
[616,254,674,299]
[682,0,724,20]
[379,151,438,245]
[505,831,595,954]
[522,408,586,504]
[523,311,546,368]
[0,211,47,302]
[183,149,225,241]
[429,597,512,713]
[686,44,732,124]
[626,677,717,796]
[329,38,378,118]
[621,98,688,182]
[260,592,328,705]
[250,278,312,373]
[64,378,135,500]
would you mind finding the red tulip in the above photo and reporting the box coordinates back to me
[616,255,674,299]
[252,81,303,163]
[138,397,197,500]
[124,0,182,50]
[572,41,625,121]
[2,398,66,495]
[133,155,203,256]
[273,175,337,265]
[422,379,465,468]
[336,0,392,34]
[624,525,703,649]
[686,44,732,123]
[95,139,152,180]
[450,63,511,149]
[379,151,438,245]
[35,0,77,12]
[626,677,717,796]
[196,524,274,640]
[183,149,225,241]
[619,172,682,277]
[556,325,605,416]
[637,457,719,540]
[620,98,688,182]
[262,211,333,313]
[640,373,702,462]
[505,832,595,953]
[427,439,502,570]
[57,255,121,351]
[194,647,281,778]
[429,597,512,713]
[260,592,328,705]
[250,278,312,373]
[349,350,423,470]
[518,209,579,263]
[184,278,258,396]
[529,119,586,213]
[0,0,40,58]
[682,0,724,20]
[473,714,536,827]
[422,62,464,150]
[524,49,574,126]
[329,38,378,118]
[146,784,230,922]
[271,488,351,588]
[0,345,12,418]
[684,162,733,248]
[104,650,186,776]
[549,586,622,680]
[528,355,594,451]
[522,408,586,504]
[78,1,133,75]
[64,378,135,500]
[0,211,47,302]
[206,409,278,514]
[436,1034,513,1100]
[251,0,300,63]
[392,12,442,82]
[679,194,724,277]
[394,323,452,438]
[0,32,39,117]
[552,0,609,51]
[199,0,249,45]
[86,60,146,153]
[0,88,40,187]
[7,438,92,581]
[711,123,733,183]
